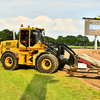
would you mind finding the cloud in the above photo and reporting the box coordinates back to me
[49,2,91,8]
[0,16,83,38]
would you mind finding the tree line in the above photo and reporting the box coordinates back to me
[0,29,100,46]
[0,29,18,42]
[43,35,100,46]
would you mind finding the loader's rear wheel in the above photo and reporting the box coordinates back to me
[1,53,18,70]
[37,54,59,73]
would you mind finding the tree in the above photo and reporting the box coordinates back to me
[0,29,13,42]
[76,35,84,46]
[43,36,56,44]
[83,36,89,46]
[56,35,64,43]
[2,29,13,40]
[64,35,77,45]
[76,35,89,46]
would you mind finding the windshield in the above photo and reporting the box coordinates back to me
[31,30,43,45]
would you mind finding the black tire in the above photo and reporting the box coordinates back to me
[1,53,18,70]
[37,54,59,73]
[58,64,65,70]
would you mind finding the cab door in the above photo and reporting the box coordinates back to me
[18,29,32,65]
[19,30,29,50]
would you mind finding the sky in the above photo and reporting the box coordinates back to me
[0,0,100,41]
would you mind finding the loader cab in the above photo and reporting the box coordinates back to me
[19,25,44,49]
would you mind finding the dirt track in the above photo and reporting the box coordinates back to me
[66,49,100,90]
[73,49,100,61]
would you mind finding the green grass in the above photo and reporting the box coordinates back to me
[0,63,100,100]
[68,45,100,49]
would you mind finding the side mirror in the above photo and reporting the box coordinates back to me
[42,31,45,35]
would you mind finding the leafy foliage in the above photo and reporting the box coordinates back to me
[43,36,56,44]
[43,34,99,46]
[0,29,18,42]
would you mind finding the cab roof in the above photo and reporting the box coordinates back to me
[20,24,44,31]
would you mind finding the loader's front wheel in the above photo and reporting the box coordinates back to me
[1,53,18,70]
[37,54,59,73]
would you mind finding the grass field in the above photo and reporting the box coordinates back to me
[0,63,100,100]
[68,45,100,49]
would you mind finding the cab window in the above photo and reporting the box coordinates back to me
[30,31,36,46]
[20,30,29,47]
[30,30,43,46]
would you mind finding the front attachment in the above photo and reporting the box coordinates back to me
[56,43,77,69]
[66,54,100,78]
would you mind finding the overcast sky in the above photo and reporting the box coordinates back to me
[0,0,100,41]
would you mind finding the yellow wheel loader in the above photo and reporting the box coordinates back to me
[0,24,100,76]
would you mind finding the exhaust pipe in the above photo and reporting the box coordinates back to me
[13,30,15,40]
